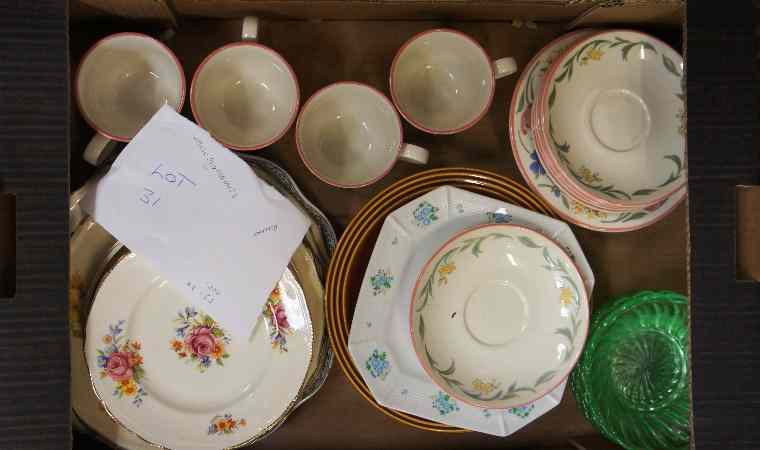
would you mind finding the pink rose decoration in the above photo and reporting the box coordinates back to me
[520,104,532,135]
[273,303,290,330]
[106,352,133,382]
[185,326,217,357]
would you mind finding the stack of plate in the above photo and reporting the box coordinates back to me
[326,168,593,436]
[69,157,335,449]
[510,30,686,232]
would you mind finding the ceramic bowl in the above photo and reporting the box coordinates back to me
[76,32,185,142]
[533,30,685,211]
[191,42,299,151]
[410,223,589,409]
[390,29,516,134]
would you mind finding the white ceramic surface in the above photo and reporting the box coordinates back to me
[390,29,517,134]
[191,42,299,151]
[509,31,686,232]
[534,30,685,211]
[84,251,312,449]
[296,82,428,188]
[76,33,185,142]
[348,186,594,436]
[411,224,589,410]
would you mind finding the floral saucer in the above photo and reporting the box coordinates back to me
[411,224,589,410]
[509,30,686,232]
[83,247,312,449]
[533,30,685,211]
[348,186,594,436]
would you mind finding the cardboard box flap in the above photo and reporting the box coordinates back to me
[71,0,680,24]
[72,0,176,24]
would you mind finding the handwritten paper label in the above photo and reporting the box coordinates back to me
[82,105,310,337]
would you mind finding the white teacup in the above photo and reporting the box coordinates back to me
[76,32,185,165]
[296,82,429,189]
[390,29,518,134]
[191,17,299,151]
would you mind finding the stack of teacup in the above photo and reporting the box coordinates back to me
[526,29,686,218]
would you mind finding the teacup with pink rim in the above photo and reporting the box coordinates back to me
[191,17,299,151]
[76,32,185,165]
[390,29,518,134]
[296,82,429,189]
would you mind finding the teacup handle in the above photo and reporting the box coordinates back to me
[83,133,119,166]
[399,143,429,165]
[242,16,259,41]
[493,57,518,79]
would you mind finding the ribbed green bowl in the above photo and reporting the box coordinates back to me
[570,291,690,450]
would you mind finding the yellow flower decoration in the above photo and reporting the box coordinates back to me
[437,262,456,286]
[579,165,602,184]
[560,287,574,307]
[121,380,138,396]
[472,378,499,395]
[570,201,607,220]
[587,48,604,61]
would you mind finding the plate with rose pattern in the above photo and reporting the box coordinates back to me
[509,30,686,232]
[84,249,312,449]
[348,186,594,436]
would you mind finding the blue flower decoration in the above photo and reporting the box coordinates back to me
[365,349,390,380]
[550,185,561,198]
[413,201,440,227]
[369,269,393,296]
[431,391,460,416]
[529,151,546,177]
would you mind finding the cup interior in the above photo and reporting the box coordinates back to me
[192,43,299,150]
[297,83,401,187]
[391,30,494,133]
[76,34,184,141]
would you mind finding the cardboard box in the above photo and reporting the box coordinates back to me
[17,0,749,449]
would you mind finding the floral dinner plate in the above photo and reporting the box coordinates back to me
[84,249,312,449]
[348,186,594,436]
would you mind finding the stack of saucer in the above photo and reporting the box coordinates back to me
[510,30,686,232]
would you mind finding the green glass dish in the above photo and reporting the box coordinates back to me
[571,291,690,450]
